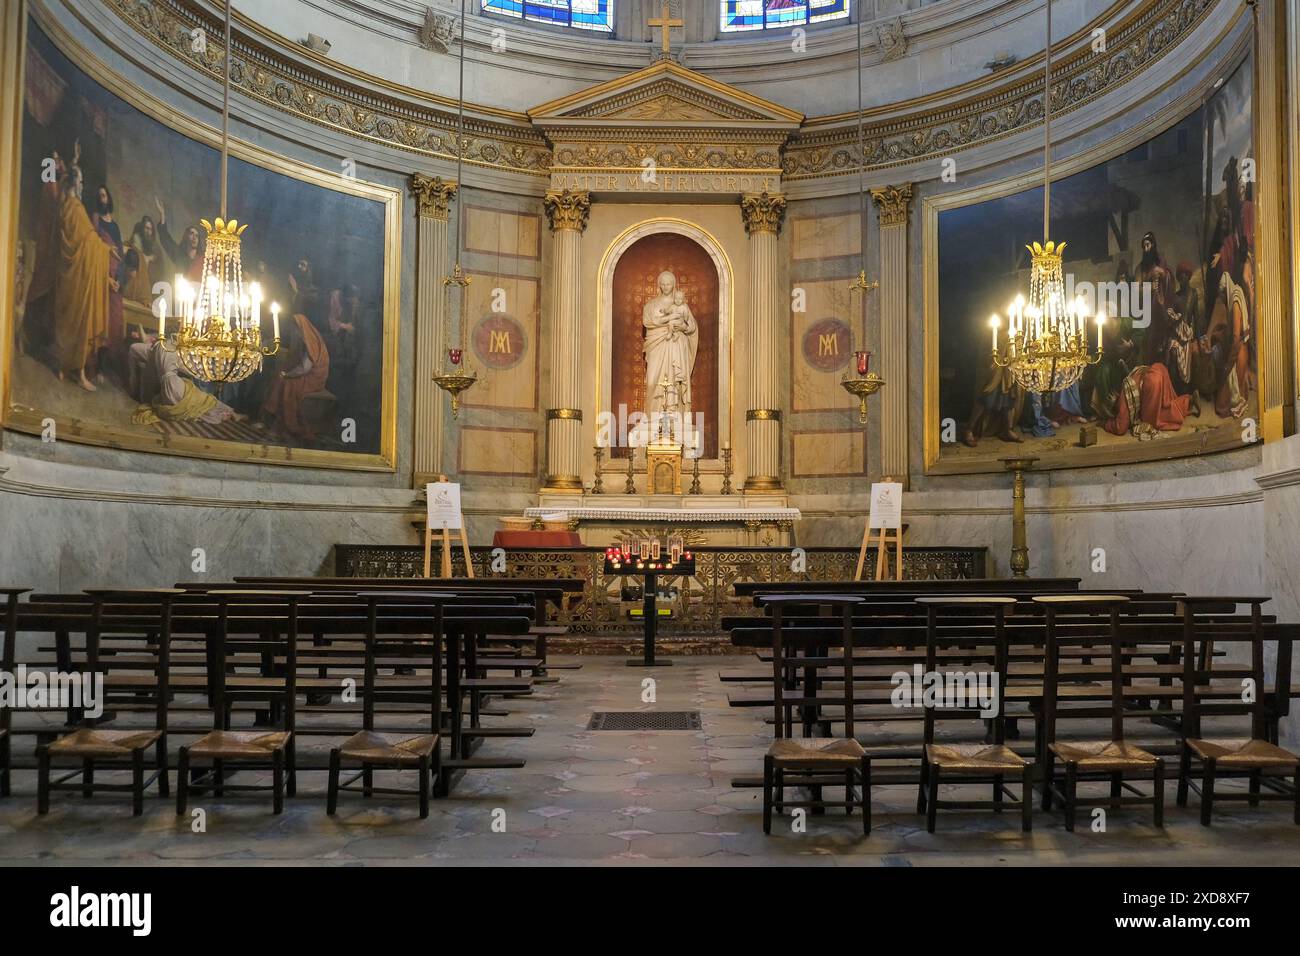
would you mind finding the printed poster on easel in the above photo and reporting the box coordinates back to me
[868,482,903,530]
[857,481,904,581]
[425,481,474,578]
[427,482,463,529]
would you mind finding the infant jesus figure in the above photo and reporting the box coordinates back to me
[659,291,690,341]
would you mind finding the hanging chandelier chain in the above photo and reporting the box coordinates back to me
[856,13,866,268]
[453,0,467,264]
[988,0,1104,396]
[221,0,231,220]
[431,0,479,412]
[1043,0,1051,240]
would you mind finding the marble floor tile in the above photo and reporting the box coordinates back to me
[2,655,1298,866]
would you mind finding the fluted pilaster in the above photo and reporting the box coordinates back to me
[542,189,591,490]
[740,191,786,492]
[410,173,457,486]
[870,183,913,485]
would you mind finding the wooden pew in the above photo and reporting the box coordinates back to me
[723,597,1300,791]
[10,590,538,797]
[232,576,583,676]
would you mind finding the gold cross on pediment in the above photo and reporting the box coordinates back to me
[648,1,683,58]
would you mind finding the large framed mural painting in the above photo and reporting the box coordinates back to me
[926,54,1256,474]
[7,14,400,470]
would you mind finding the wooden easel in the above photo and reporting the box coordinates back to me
[855,524,904,581]
[423,521,474,578]
[423,474,475,579]
[855,476,904,582]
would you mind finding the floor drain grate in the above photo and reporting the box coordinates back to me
[587,711,702,731]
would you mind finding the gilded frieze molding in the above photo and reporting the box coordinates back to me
[543,189,592,233]
[784,0,1220,180]
[92,0,1221,184]
[410,173,457,220]
[739,192,787,236]
[552,142,782,173]
[870,183,914,227]
[98,0,551,174]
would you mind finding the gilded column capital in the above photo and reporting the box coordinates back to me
[411,173,458,221]
[543,189,592,233]
[739,191,787,236]
[870,183,914,228]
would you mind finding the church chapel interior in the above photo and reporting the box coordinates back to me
[7,0,1300,881]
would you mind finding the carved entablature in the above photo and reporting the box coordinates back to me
[782,0,1218,181]
[95,0,1221,187]
[100,0,551,176]
[528,61,801,196]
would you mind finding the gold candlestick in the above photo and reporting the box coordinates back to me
[721,446,734,496]
[591,445,605,495]
[1000,457,1038,578]
[688,454,701,495]
[624,448,637,494]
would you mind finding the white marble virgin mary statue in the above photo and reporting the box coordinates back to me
[642,270,698,417]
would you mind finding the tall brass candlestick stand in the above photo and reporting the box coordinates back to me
[591,445,605,495]
[624,449,637,494]
[720,446,734,495]
[1000,457,1038,578]
[688,454,701,495]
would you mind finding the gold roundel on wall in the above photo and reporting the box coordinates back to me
[802,318,852,372]
[473,313,527,370]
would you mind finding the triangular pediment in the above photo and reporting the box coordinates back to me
[528,61,803,131]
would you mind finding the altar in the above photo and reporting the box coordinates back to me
[526,496,799,547]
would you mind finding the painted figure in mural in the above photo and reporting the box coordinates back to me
[122,215,160,306]
[53,165,113,392]
[1137,231,1176,365]
[259,312,331,442]
[91,184,126,358]
[129,338,241,426]
[961,349,1026,447]
[154,197,204,282]
[642,270,698,417]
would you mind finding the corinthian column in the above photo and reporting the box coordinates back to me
[542,189,591,491]
[870,183,914,485]
[410,173,458,486]
[740,191,787,492]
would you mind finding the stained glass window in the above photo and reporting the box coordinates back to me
[482,0,614,33]
[719,0,849,33]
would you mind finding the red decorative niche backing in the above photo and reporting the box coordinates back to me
[610,233,719,459]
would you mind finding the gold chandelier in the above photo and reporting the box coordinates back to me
[164,0,277,387]
[432,0,477,418]
[839,12,883,424]
[990,0,1103,394]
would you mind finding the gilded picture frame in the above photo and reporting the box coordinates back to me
[923,23,1260,475]
[3,5,401,472]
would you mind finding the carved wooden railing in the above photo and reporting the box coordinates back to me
[335,544,988,636]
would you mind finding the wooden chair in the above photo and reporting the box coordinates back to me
[1037,594,1164,831]
[915,596,1031,833]
[0,588,30,797]
[1175,596,1299,825]
[37,588,180,816]
[177,591,307,816]
[327,596,449,819]
[760,594,870,835]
